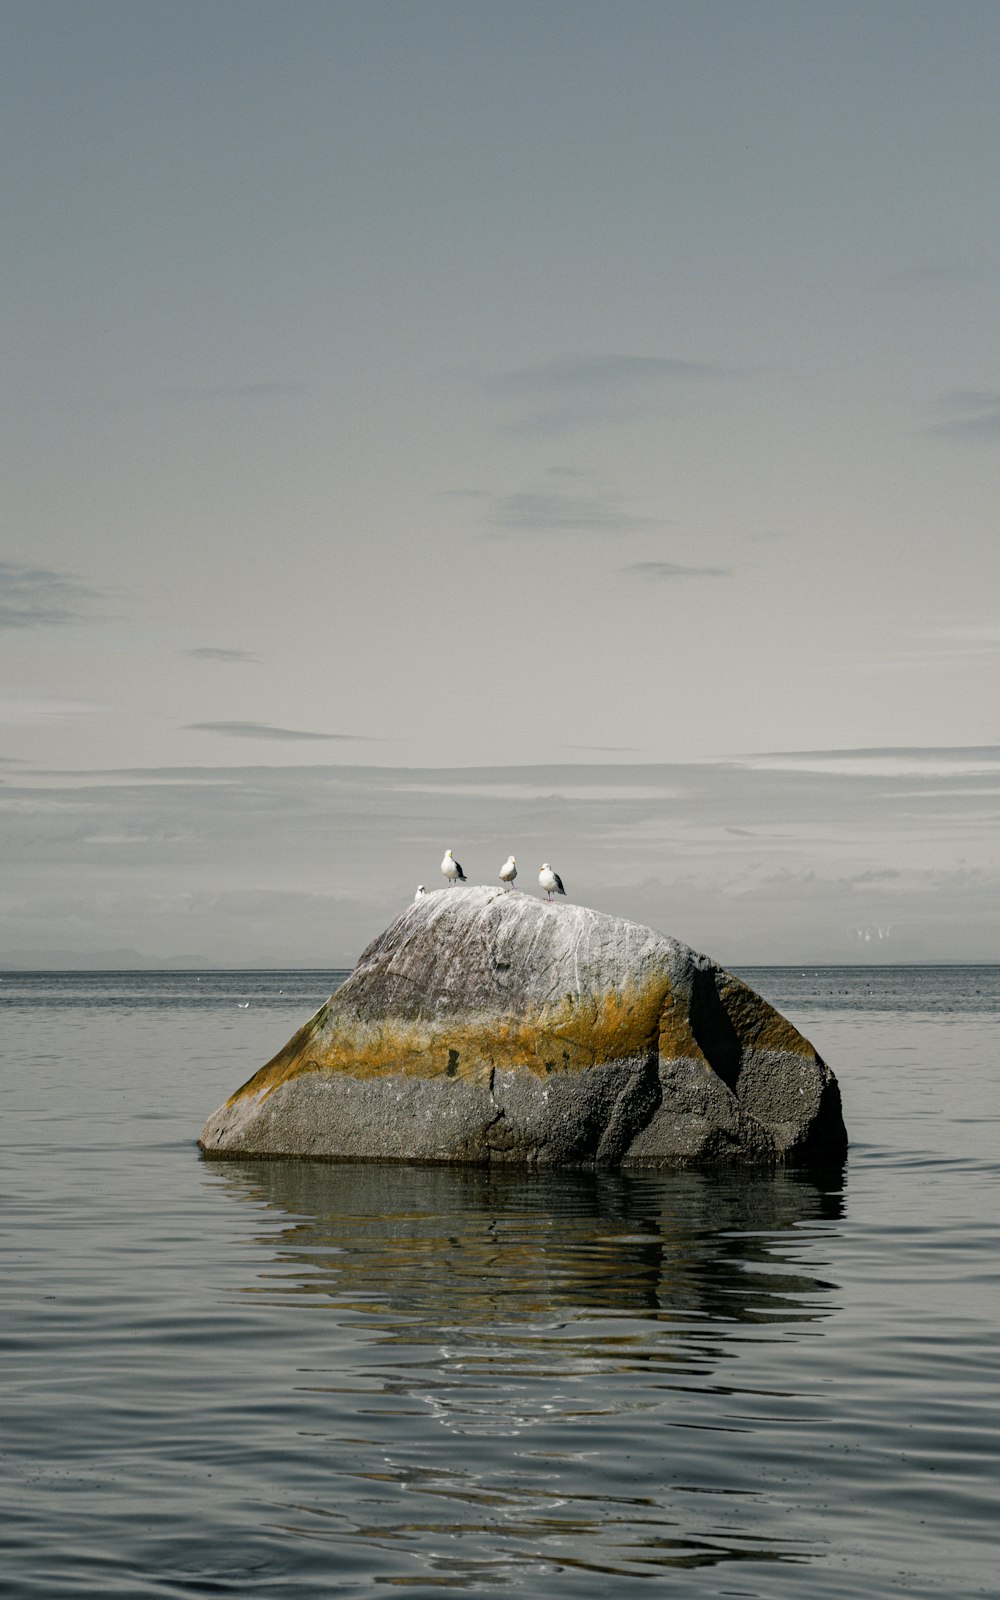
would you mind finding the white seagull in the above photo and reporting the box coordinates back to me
[441,848,467,887]
[539,862,566,902]
[414,885,428,901]
[499,854,517,889]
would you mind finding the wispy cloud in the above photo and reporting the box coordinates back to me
[839,621,1000,671]
[187,647,260,664]
[8,382,307,416]
[489,354,729,393]
[736,746,1000,779]
[492,488,667,536]
[557,744,646,753]
[925,623,1000,653]
[0,698,107,726]
[486,350,730,437]
[926,391,1000,440]
[755,744,1000,761]
[938,390,1000,412]
[157,382,307,402]
[0,561,103,629]
[885,256,1000,291]
[185,721,373,743]
[623,560,731,580]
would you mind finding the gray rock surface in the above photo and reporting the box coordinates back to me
[199,886,846,1168]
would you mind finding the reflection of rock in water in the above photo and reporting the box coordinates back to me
[203,1158,844,1344]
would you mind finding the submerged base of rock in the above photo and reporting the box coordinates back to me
[199,888,846,1169]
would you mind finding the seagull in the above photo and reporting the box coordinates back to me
[539,863,566,902]
[414,885,428,900]
[441,848,467,886]
[499,854,517,889]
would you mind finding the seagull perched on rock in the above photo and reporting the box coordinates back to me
[414,885,428,901]
[539,863,566,902]
[441,848,467,887]
[499,854,517,890]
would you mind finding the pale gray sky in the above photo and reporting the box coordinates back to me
[2,1,998,962]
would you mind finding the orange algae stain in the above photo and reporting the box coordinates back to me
[546,981,668,1063]
[225,1015,319,1106]
[657,987,708,1065]
[228,979,672,1104]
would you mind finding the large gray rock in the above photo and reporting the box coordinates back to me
[199,887,846,1168]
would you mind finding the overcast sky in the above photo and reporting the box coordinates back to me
[2,1,997,964]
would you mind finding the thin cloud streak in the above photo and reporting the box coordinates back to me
[736,746,1000,779]
[928,623,1000,642]
[885,258,1000,290]
[0,561,104,629]
[492,490,667,536]
[488,353,729,392]
[3,382,309,416]
[0,698,108,726]
[938,390,1000,411]
[837,619,1000,671]
[157,382,307,402]
[929,412,1000,440]
[185,721,373,743]
[749,744,1000,761]
[488,350,733,438]
[926,391,1000,440]
[624,560,731,579]
[187,648,260,664]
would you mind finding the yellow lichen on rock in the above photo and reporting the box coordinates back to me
[228,977,673,1106]
[715,973,816,1057]
[657,986,710,1066]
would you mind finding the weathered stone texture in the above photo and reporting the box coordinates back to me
[199,886,846,1168]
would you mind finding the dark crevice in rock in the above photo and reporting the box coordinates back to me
[688,966,743,1091]
[596,1053,663,1163]
[484,1108,520,1155]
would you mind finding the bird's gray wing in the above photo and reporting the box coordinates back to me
[553,873,566,895]
[456,861,466,879]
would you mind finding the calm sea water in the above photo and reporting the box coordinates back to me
[2,966,998,1598]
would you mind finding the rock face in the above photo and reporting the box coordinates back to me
[199,887,846,1168]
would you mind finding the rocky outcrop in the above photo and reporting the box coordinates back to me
[198,887,846,1168]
